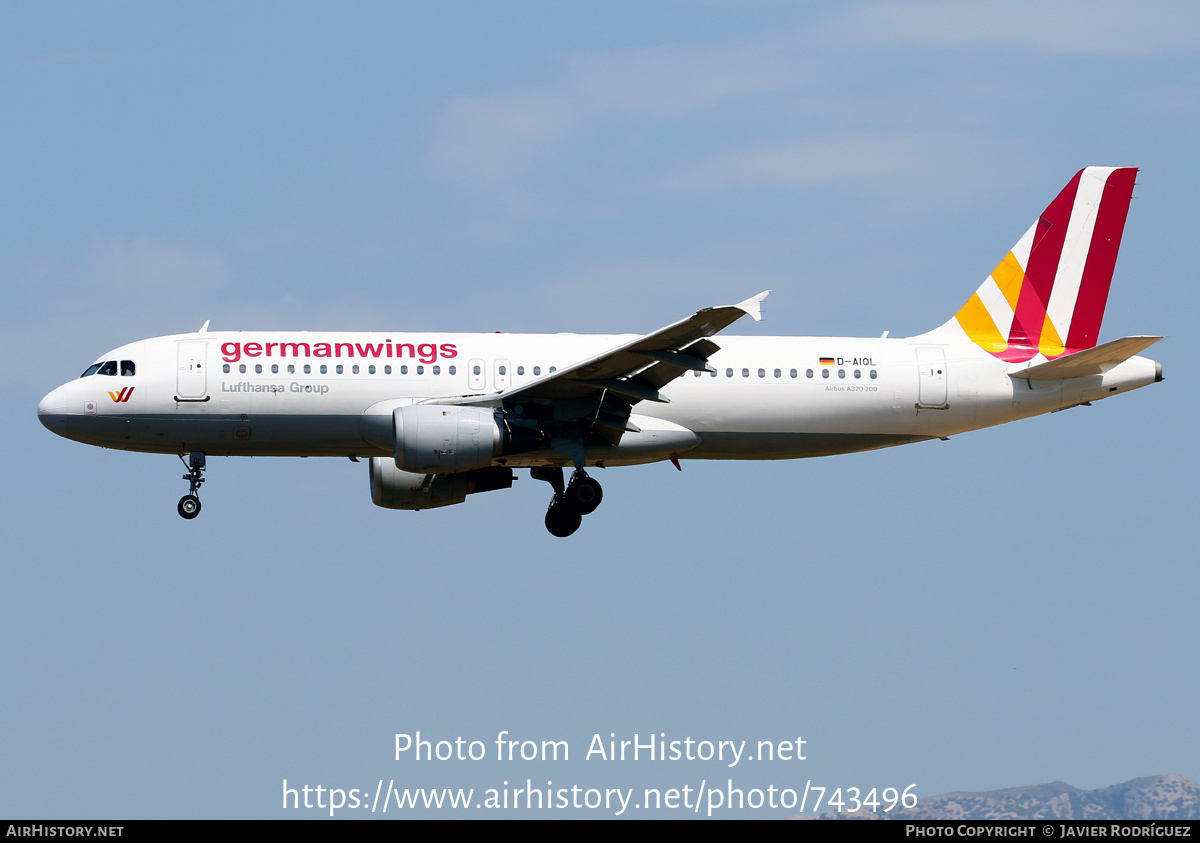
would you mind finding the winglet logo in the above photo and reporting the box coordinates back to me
[108,386,135,403]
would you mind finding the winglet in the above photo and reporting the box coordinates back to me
[198,320,210,333]
[734,290,770,322]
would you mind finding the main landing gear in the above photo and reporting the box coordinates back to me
[177,452,206,520]
[533,466,604,538]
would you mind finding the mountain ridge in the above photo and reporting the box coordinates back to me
[803,774,1200,820]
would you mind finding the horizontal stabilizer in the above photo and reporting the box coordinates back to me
[1008,335,1162,380]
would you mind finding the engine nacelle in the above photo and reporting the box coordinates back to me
[369,458,514,510]
[394,405,503,474]
[393,404,541,474]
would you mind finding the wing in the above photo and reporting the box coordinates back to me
[461,291,770,443]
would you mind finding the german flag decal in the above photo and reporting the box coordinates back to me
[819,357,835,366]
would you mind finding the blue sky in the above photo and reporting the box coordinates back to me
[2,1,1197,818]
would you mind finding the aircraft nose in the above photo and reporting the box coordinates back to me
[37,386,68,432]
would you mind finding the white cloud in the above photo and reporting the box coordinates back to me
[429,37,809,185]
[669,134,983,192]
[833,0,1200,54]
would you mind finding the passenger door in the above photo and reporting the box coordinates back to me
[176,342,209,401]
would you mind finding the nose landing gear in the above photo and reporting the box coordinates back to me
[533,466,603,537]
[177,452,206,520]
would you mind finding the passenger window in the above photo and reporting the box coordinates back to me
[352,365,359,374]
[336,364,343,374]
[517,366,525,376]
[694,370,701,377]
[549,366,557,373]
[433,365,441,375]
[120,361,136,376]
[498,365,506,376]
[287,364,295,374]
[726,368,733,378]
[304,364,311,374]
[870,369,877,379]
[239,364,247,374]
[758,368,765,378]
[838,369,845,379]
[400,365,408,375]
[222,364,230,374]
[272,364,279,374]
[384,365,392,374]
[806,369,813,378]
[416,365,424,375]
[255,364,262,374]
[320,364,328,374]
[368,365,376,374]
[98,361,118,376]
[790,369,798,378]
[448,365,456,375]
[774,368,781,378]
[533,366,541,376]
[822,369,829,379]
[473,365,482,375]
[854,369,861,379]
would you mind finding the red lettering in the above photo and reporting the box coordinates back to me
[225,338,455,363]
[279,342,310,357]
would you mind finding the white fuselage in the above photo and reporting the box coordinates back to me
[37,329,1160,466]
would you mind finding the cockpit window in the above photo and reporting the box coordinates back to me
[97,361,118,376]
[120,360,136,376]
[80,363,103,378]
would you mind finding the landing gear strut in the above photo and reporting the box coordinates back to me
[177,452,206,520]
[533,466,603,537]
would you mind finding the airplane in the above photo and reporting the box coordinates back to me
[38,166,1162,537]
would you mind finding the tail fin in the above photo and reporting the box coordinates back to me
[932,167,1137,362]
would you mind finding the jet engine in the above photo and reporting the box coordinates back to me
[392,405,540,474]
[369,458,514,510]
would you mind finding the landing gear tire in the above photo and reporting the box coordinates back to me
[178,494,202,520]
[545,502,583,538]
[178,453,207,519]
[566,476,603,515]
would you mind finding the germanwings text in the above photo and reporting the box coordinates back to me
[221,340,458,365]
